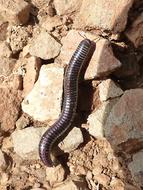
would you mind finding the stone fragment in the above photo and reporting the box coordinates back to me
[29,30,61,60]
[59,127,83,153]
[22,64,64,122]
[85,38,121,79]
[0,57,16,77]
[125,12,143,47]
[60,30,121,79]
[0,150,7,171]
[41,16,62,32]
[128,150,143,186]
[75,0,133,33]
[46,164,65,185]
[87,99,118,138]
[54,0,82,15]
[110,178,125,190]
[0,0,31,25]
[0,42,11,58]
[11,126,47,159]
[94,173,110,187]
[98,79,123,101]
[16,115,30,129]
[52,178,88,190]
[104,89,143,147]
[0,88,22,132]
[22,56,42,97]
[8,25,32,53]
[0,21,8,41]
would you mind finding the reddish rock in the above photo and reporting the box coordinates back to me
[0,88,22,132]
[0,57,16,77]
[0,42,12,58]
[104,89,143,148]
[75,0,133,33]
[0,21,8,41]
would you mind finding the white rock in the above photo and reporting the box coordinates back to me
[46,164,65,185]
[98,79,123,101]
[29,30,61,60]
[88,100,118,138]
[22,64,64,122]
[11,127,47,159]
[59,127,83,153]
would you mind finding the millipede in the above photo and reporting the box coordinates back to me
[39,39,96,167]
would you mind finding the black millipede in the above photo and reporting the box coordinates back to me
[39,39,96,167]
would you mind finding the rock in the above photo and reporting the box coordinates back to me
[16,115,30,129]
[94,173,110,187]
[84,38,122,79]
[0,150,7,171]
[60,30,121,79]
[59,127,83,153]
[125,12,143,47]
[0,42,12,58]
[22,64,64,122]
[0,57,16,76]
[0,172,9,186]
[0,0,31,25]
[75,0,134,33]
[104,89,143,147]
[0,88,22,132]
[54,0,82,15]
[46,164,65,185]
[52,178,88,190]
[41,16,62,32]
[22,56,42,97]
[29,30,61,60]
[87,99,118,138]
[11,126,47,159]
[128,150,143,186]
[110,178,124,190]
[98,79,123,101]
[8,25,32,53]
[0,21,8,41]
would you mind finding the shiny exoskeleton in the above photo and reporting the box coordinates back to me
[39,39,96,167]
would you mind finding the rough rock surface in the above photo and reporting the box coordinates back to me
[0,57,16,77]
[59,127,83,153]
[126,12,143,47]
[0,0,31,25]
[0,42,12,58]
[60,30,121,79]
[0,150,7,171]
[11,126,47,159]
[29,30,61,60]
[87,99,118,138]
[128,150,143,186]
[22,64,64,122]
[0,21,8,41]
[0,88,22,132]
[54,0,82,16]
[75,0,133,32]
[98,79,123,101]
[104,89,143,148]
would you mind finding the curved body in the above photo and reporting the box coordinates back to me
[39,39,95,167]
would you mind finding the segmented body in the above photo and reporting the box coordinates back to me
[39,39,95,167]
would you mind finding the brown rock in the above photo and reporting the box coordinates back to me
[0,57,16,77]
[0,0,31,25]
[8,25,32,53]
[75,0,134,33]
[54,0,82,15]
[104,89,143,147]
[22,56,42,97]
[98,79,123,101]
[0,21,8,41]
[22,64,64,122]
[94,173,110,187]
[16,114,30,129]
[29,30,61,60]
[0,88,21,132]
[0,42,12,58]
[46,164,65,185]
[125,12,143,47]
[0,150,7,171]
[110,178,124,190]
